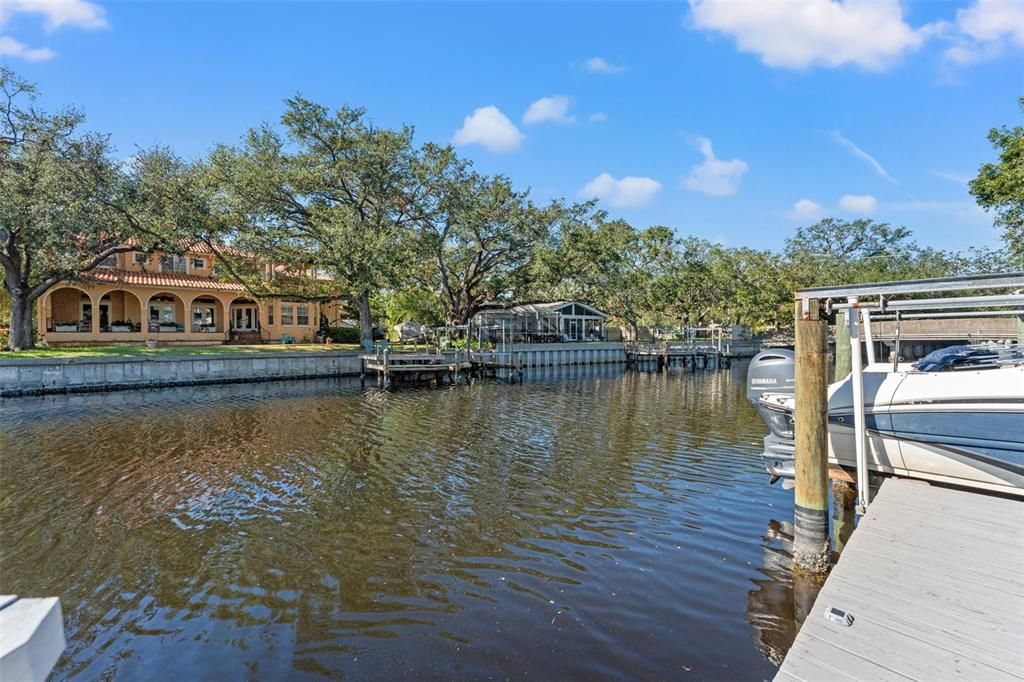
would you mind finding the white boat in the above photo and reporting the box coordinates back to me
[747,345,1024,497]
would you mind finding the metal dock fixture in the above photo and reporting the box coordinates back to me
[776,478,1024,681]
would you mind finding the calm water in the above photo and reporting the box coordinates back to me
[1,365,815,680]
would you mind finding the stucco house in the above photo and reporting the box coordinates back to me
[37,244,347,345]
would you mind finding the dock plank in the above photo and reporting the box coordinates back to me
[775,478,1024,681]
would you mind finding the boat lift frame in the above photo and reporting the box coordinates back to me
[795,271,1024,513]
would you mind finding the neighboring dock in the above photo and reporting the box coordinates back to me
[360,351,470,387]
[776,478,1024,681]
[625,342,732,370]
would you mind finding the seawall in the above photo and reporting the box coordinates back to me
[0,351,364,398]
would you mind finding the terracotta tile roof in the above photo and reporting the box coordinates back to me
[123,237,251,258]
[82,268,245,292]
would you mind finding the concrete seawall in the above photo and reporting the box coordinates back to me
[0,352,364,398]
[485,342,627,367]
[1,340,761,398]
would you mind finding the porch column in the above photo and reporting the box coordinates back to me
[140,295,151,340]
[88,291,100,334]
[37,293,49,338]
[181,294,196,337]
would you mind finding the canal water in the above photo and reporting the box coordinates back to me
[1,365,809,680]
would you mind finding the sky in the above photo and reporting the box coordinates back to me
[2,0,1023,252]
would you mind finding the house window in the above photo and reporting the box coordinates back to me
[160,255,187,273]
[281,305,294,325]
[192,305,215,330]
[97,254,118,269]
[133,252,150,265]
[191,257,206,270]
[150,303,176,324]
[296,305,309,326]
[267,303,275,325]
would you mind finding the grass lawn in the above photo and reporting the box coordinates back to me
[0,343,362,360]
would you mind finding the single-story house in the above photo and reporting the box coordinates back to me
[471,301,609,343]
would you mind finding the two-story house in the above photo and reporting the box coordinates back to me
[37,244,346,345]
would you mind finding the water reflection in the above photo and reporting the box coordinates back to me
[746,483,858,666]
[3,366,805,679]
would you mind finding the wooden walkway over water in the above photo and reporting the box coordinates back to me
[776,478,1024,681]
[625,342,732,370]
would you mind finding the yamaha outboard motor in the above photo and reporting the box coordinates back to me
[747,348,797,484]
[746,348,795,405]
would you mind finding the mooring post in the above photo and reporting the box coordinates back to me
[834,310,851,381]
[793,297,831,574]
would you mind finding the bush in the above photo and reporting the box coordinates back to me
[326,326,360,344]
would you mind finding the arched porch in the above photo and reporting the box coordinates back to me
[144,292,187,334]
[95,289,144,333]
[44,286,94,333]
[190,296,226,334]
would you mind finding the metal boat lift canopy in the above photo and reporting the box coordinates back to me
[794,271,1024,512]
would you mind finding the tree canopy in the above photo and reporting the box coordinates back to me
[2,69,1019,351]
[0,68,206,350]
[970,97,1024,264]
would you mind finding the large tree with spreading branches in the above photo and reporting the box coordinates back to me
[0,68,205,350]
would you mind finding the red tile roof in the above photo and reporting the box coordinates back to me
[82,268,245,292]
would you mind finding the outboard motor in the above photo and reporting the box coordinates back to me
[747,348,798,485]
[746,348,795,405]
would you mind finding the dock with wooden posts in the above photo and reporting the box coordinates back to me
[624,342,731,370]
[775,477,1024,681]
[780,272,1024,681]
[360,350,470,388]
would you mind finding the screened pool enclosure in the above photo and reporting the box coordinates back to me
[470,301,609,344]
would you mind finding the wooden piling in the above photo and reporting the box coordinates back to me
[834,310,851,381]
[793,297,831,574]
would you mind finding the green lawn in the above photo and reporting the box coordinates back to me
[0,343,362,360]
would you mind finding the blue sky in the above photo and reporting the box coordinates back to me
[2,0,1023,252]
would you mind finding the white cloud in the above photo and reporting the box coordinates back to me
[0,0,107,62]
[0,35,54,61]
[523,96,575,125]
[0,0,108,30]
[790,198,823,220]
[838,194,878,214]
[580,173,662,208]
[681,136,749,197]
[831,131,897,183]
[942,0,1024,65]
[588,112,608,123]
[452,106,524,153]
[582,57,627,74]
[688,0,926,71]
[957,0,1024,44]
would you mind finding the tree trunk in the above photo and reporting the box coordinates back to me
[7,287,35,351]
[356,289,374,351]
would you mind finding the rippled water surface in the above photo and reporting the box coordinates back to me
[1,365,807,680]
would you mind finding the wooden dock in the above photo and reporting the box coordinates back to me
[625,342,731,370]
[776,478,1024,681]
[360,352,470,387]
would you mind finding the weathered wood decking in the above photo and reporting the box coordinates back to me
[776,478,1024,681]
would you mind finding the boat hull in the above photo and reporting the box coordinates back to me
[757,365,1024,497]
